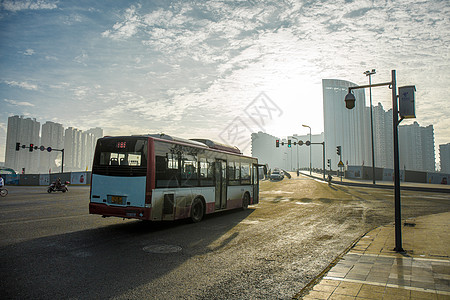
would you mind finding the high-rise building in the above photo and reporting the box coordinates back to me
[64,127,82,171]
[85,127,103,170]
[5,115,40,173]
[86,127,103,141]
[251,131,324,171]
[291,133,324,170]
[251,132,286,170]
[322,79,370,169]
[398,122,435,172]
[39,121,64,173]
[372,103,394,169]
[440,143,450,173]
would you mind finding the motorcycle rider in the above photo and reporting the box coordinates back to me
[55,178,62,189]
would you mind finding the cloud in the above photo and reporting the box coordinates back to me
[102,5,143,40]
[23,49,35,56]
[1,0,58,11]
[74,51,88,66]
[4,80,38,90]
[4,99,35,107]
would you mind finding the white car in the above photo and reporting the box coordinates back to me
[269,170,284,181]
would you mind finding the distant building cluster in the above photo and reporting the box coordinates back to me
[323,79,440,173]
[440,143,450,174]
[4,115,103,174]
[251,79,447,173]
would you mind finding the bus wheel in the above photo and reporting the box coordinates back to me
[190,198,204,223]
[242,193,250,210]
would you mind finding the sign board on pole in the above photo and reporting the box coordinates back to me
[338,161,344,167]
[399,85,416,119]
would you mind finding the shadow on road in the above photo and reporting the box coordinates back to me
[0,208,255,299]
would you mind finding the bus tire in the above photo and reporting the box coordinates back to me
[242,192,250,210]
[190,198,204,223]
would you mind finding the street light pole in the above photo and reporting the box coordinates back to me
[302,124,312,175]
[345,70,404,253]
[364,69,376,184]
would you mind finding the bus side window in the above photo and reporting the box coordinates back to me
[228,161,240,186]
[199,157,213,186]
[181,154,198,187]
[241,163,251,184]
[156,155,179,188]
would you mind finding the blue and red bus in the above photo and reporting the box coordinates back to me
[89,134,260,222]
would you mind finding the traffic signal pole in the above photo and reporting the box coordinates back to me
[345,70,404,253]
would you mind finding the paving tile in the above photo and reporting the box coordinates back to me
[305,290,331,299]
[320,279,341,287]
[387,278,411,286]
[359,284,386,294]
[328,294,355,300]
[328,272,348,278]
[410,280,436,290]
[410,290,438,300]
[332,282,362,297]
[356,290,385,299]
[383,287,411,299]
[314,283,338,293]
[346,273,368,281]
[435,284,450,292]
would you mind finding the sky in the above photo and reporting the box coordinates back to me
[0,0,449,163]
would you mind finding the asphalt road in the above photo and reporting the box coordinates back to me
[0,177,449,299]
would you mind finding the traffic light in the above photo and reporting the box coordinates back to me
[276,140,279,147]
[336,146,341,156]
[29,144,34,152]
[16,142,20,151]
[288,139,291,147]
[327,159,331,168]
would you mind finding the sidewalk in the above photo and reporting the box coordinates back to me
[295,212,450,299]
[297,171,450,193]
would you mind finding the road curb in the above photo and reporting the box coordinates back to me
[291,229,371,299]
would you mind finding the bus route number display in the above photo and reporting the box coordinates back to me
[117,141,126,149]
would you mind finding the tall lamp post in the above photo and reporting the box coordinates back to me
[344,70,415,253]
[364,69,376,184]
[302,124,312,175]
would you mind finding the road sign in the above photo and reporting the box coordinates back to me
[338,161,344,167]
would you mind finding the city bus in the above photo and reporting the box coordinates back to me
[89,134,260,222]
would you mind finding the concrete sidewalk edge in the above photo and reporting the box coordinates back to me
[291,229,373,300]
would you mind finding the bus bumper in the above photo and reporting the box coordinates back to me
[89,203,151,220]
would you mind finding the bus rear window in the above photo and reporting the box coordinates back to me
[100,152,142,166]
[94,138,147,167]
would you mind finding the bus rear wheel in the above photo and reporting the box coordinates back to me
[190,198,204,223]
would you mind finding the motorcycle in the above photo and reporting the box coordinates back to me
[47,181,69,193]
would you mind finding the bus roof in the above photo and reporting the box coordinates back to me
[119,134,244,155]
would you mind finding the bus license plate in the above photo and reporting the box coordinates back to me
[111,196,123,204]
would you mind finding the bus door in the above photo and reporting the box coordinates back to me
[252,164,262,204]
[215,160,227,210]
